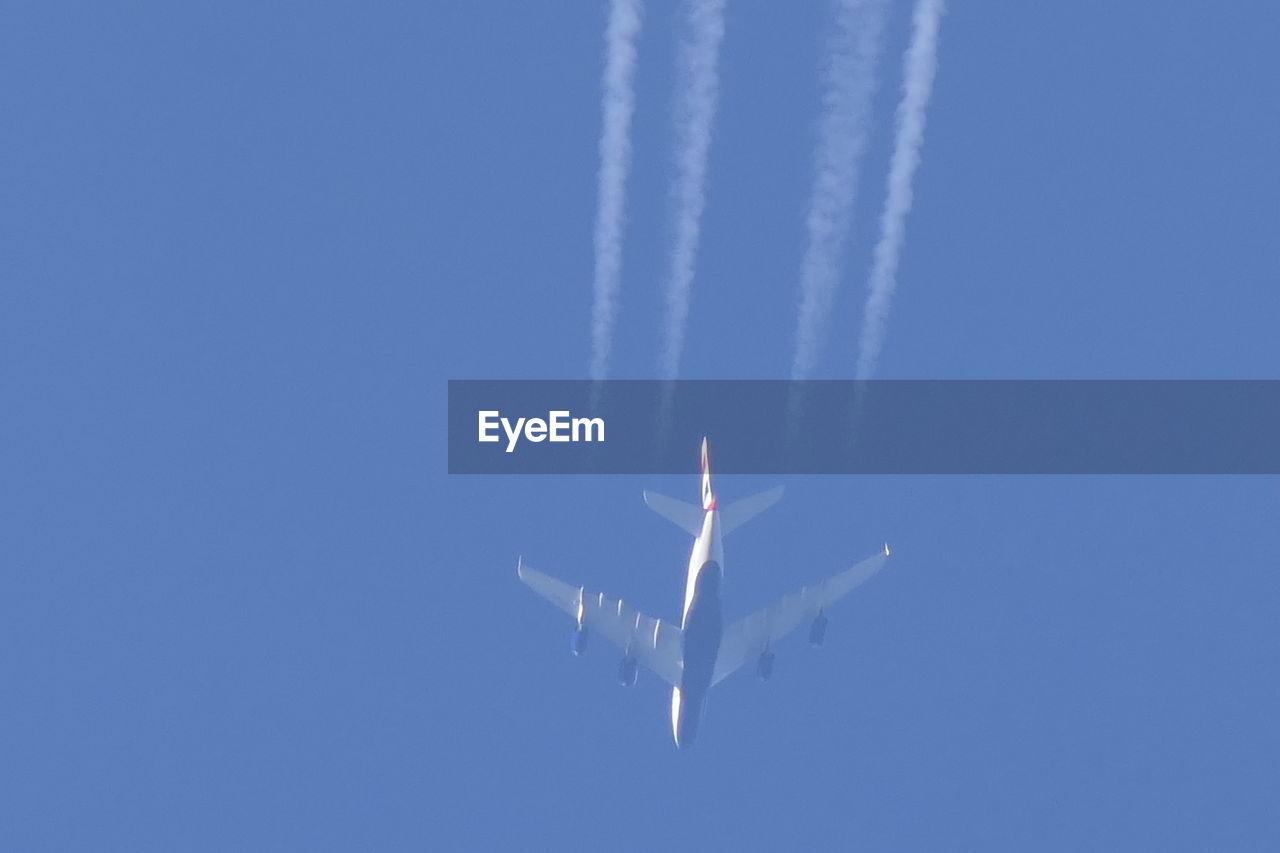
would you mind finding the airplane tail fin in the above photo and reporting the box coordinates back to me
[700,437,715,510]
[697,437,785,534]
[645,438,784,539]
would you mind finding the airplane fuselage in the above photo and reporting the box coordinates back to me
[671,506,724,749]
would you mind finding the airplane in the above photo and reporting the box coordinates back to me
[516,437,890,749]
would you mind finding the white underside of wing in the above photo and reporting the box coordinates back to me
[711,545,889,686]
[517,559,685,687]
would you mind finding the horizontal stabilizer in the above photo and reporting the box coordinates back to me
[644,485,785,538]
[643,490,703,536]
[719,486,785,536]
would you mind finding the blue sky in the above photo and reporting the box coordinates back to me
[3,2,1278,850]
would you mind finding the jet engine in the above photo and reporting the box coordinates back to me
[617,655,638,687]
[570,623,588,656]
[756,649,775,681]
[808,611,828,647]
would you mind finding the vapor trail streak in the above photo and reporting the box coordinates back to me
[590,0,644,382]
[659,0,727,380]
[790,0,886,382]
[855,0,944,380]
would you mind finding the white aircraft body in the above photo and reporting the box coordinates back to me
[517,437,890,749]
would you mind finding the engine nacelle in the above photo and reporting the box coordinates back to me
[617,655,638,687]
[756,649,775,681]
[808,612,828,647]
[570,623,588,656]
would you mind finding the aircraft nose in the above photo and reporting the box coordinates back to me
[673,706,700,750]
[671,688,695,750]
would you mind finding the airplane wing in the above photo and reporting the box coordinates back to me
[711,544,890,686]
[517,558,684,687]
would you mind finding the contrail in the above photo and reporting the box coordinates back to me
[790,0,887,382]
[589,0,644,382]
[659,0,727,381]
[855,0,944,381]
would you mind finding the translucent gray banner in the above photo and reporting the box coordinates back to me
[447,380,1280,474]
